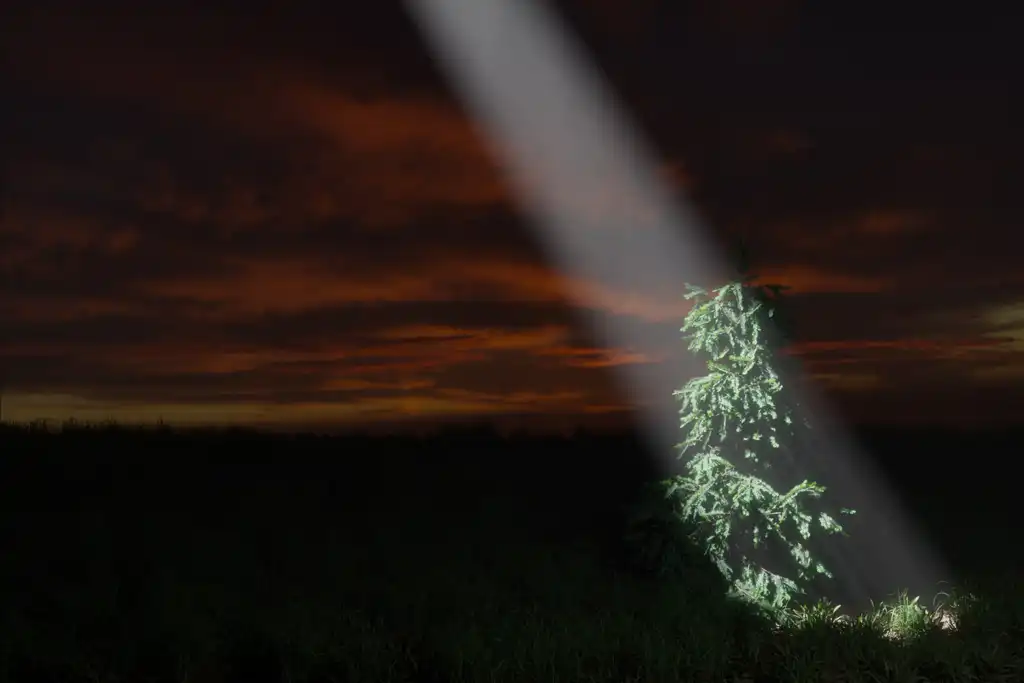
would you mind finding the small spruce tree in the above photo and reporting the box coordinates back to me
[644,243,855,617]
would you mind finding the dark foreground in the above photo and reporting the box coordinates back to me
[0,422,1021,682]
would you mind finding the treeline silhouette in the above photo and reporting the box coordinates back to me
[2,419,1020,581]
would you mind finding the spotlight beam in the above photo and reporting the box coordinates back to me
[404,0,730,456]
[405,0,949,612]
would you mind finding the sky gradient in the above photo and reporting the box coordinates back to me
[4,1,1023,432]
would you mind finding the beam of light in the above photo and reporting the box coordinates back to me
[404,0,951,613]
[405,0,730,459]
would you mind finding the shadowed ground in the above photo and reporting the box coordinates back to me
[0,423,1020,681]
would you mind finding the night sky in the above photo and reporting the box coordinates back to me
[4,1,1022,432]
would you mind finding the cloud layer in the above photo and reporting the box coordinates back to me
[4,2,1022,430]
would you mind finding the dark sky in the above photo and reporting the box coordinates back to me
[3,1,1022,432]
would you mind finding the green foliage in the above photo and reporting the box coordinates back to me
[644,248,855,617]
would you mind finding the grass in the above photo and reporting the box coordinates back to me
[1,420,1022,682]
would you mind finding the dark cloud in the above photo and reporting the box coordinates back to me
[2,0,1020,430]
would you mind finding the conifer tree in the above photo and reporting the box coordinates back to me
[636,241,855,617]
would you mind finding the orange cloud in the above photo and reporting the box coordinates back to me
[377,324,570,352]
[538,345,662,368]
[2,390,587,428]
[810,372,882,392]
[760,129,813,157]
[142,257,453,316]
[146,253,685,324]
[753,266,891,294]
[858,210,932,235]
[10,6,701,233]
[271,83,512,225]
[580,403,633,414]
[1,296,144,323]
[2,205,140,262]
[434,387,587,408]
[447,259,693,322]
[320,378,437,392]
[778,209,934,253]
[8,13,507,224]
[789,339,993,355]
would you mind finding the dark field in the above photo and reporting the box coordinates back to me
[1,422,1021,682]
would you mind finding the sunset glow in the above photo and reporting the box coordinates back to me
[4,3,1022,431]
